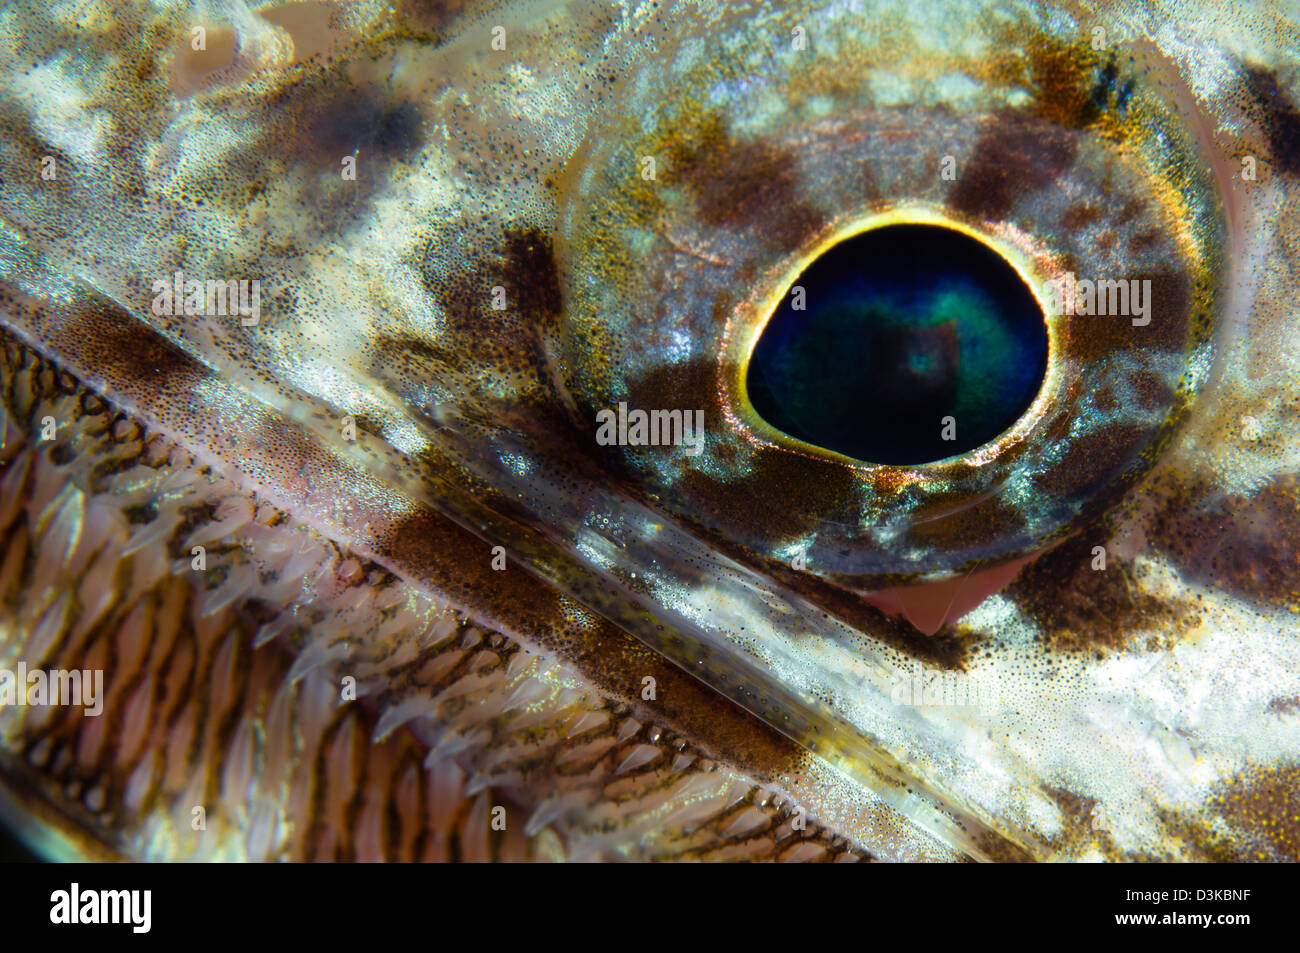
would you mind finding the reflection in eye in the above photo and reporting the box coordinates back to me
[746,223,1049,465]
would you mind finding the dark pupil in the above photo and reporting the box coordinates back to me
[746,224,1048,465]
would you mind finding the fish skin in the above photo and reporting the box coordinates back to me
[0,0,1297,861]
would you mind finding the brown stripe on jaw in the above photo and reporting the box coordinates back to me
[46,297,209,402]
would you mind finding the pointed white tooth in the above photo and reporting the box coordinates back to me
[422,729,479,768]
[615,744,661,775]
[525,797,569,838]
[23,590,70,666]
[372,694,434,743]
[502,677,546,713]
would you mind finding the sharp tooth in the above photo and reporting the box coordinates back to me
[501,676,546,713]
[525,797,568,837]
[372,695,436,743]
[23,590,70,666]
[615,743,661,776]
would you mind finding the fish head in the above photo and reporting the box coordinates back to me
[0,0,1297,862]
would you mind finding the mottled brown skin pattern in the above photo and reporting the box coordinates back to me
[0,0,1298,862]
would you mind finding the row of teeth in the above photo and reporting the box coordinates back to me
[0,336,868,861]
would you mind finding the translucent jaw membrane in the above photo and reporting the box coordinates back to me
[747,223,1049,465]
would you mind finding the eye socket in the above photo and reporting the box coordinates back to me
[555,15,1223,589]
[745,223,1049,465]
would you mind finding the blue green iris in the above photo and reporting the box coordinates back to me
[746,225,1047,464]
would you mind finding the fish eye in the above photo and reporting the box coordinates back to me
[557,17,1222,588]
[745,222,1049,465]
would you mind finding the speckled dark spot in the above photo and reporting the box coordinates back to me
[1061,272,1189,362]
[291,83,425,163]
[1149,474,1300,611]
[1008,531,1199,654]
[418,225,562,374]
[1242,65,1300,176]
[1039,424,1151,500]
[949,116,1078,220]
[1024,38,1103,129]
[1061,204,1101,230]
[1207,762,1300,860]
[669,114,824,252]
